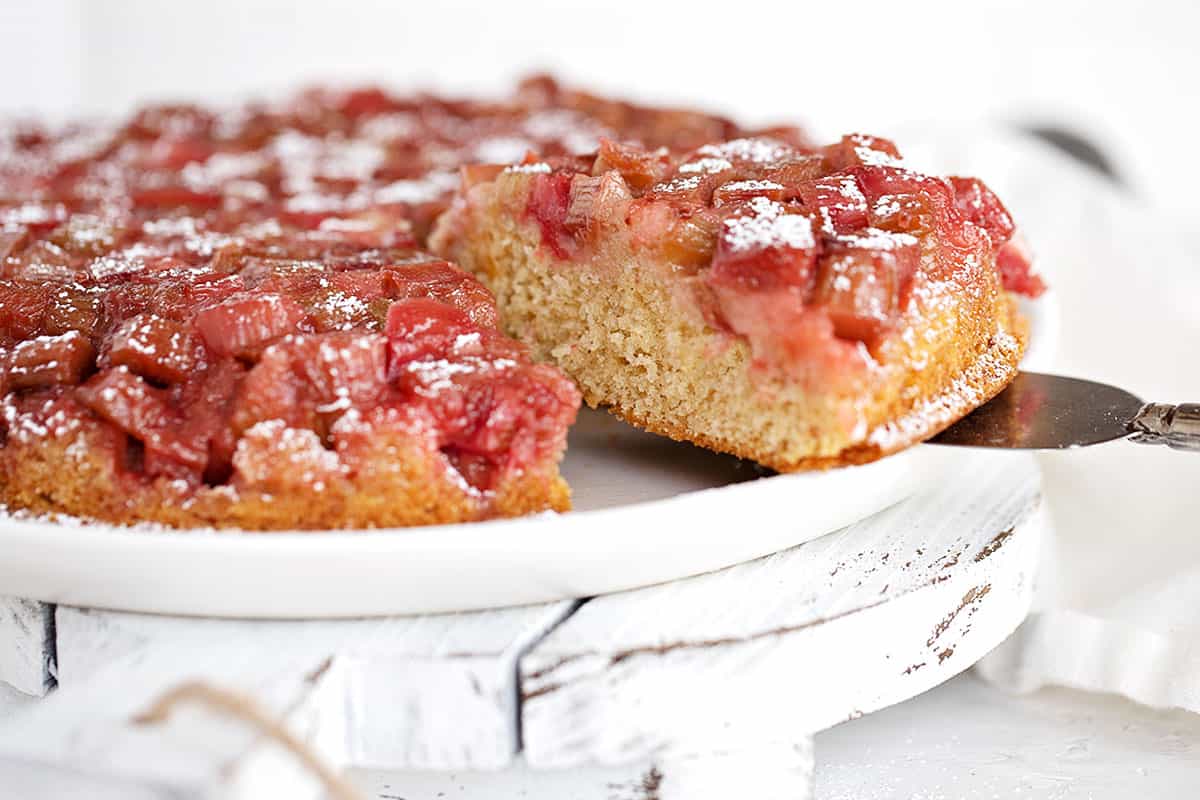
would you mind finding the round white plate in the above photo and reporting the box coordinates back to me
[0,298,1054,619]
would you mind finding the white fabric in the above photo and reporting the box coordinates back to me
[897,126,1200,711]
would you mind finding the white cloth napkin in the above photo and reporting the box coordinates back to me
[896,125,1200,711]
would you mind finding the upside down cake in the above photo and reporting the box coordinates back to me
[432,134,1044,469]
[0,78,1041,528]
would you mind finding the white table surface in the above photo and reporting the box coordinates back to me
[331,672,1200,799]
[817,672,1200,798]
[4,652,1198,797]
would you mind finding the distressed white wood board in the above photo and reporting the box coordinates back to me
[520,450,1044,768]
[0,451,1040,799]
[0,600,575,800]
[0,597,55,697]
[0,418,957,619]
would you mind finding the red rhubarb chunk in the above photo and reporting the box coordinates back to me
[193,292,307,358]
[130,185,223,210]
[77,366,207,469]
[709,199,820,292]
[526,172,576,259]
[0,229,28,263]
[173,359,247,483]
[6,331,95,389]
[812,246,913,342]
[823,134,903,170]
[108,314,197,384]
[800,175,870,236]
[712,179,788,208]
[385,298,477,373]
[629,201,721,270]
[0,281,51,343]
[594,139,671,191]
[384,261,499,329]
[140,137,216,170]
[44,284,103,339]
[235,332,386,436]
[292,333,387,410]
[336,87,395,118]
[996,235,1046,298]
[949,177,1016,245]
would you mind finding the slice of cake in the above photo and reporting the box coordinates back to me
[431,134,1045,470]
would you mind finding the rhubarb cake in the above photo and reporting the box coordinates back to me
[0,77,1041,529]
[432,134,1045,470]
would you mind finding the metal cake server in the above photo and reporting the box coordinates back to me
[931,372,1200,451]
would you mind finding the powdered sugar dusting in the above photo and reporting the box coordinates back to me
[723,196,815,252]
[837,228,919,250]
[504,162,552,174]
[698,137,790,164]
[720,179,785,193]
[678,156,733,175]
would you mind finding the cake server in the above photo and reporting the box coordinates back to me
[930,371,1200,451]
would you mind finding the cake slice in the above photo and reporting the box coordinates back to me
[431,134,1045,469]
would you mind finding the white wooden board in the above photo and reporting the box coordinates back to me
[0,450,1042,799]
[0,596,54,697]
[520,450,1043,767]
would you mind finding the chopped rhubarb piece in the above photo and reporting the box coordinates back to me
[0,229,28,263]
[173,359,246,483]
[140,137,216,170]
[712,288,866,386]
[996,234,1046,297]
[153,273,247,320]
[440,446,498,491]
[851,165,964,241]
[43,284,103,339]
[48,214,128,258]
[629,202,721,269]
[594,139,671,191]
[385,298,477,372]
[336,87,395,118]
[193,292,307,357]
[712,179,787,208]
[799,175,869,236]
[384,261,499,329]
[526,171,575,259]
[130,186,223,210]
[77,366,207,469]
[234,332,386,437]
[564,172,632,233]
[762,156,827,189]
[461,163,506,189]
[949,177,1016,245]
[6,331,94,389]
[811,247,907,342]
[108,314,197,384]
[293,332,387,410]
[823,134,903,170]
[708,197,820,292]
[0,281,51,343]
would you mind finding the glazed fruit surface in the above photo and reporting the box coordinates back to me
[523,133,1043,380]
